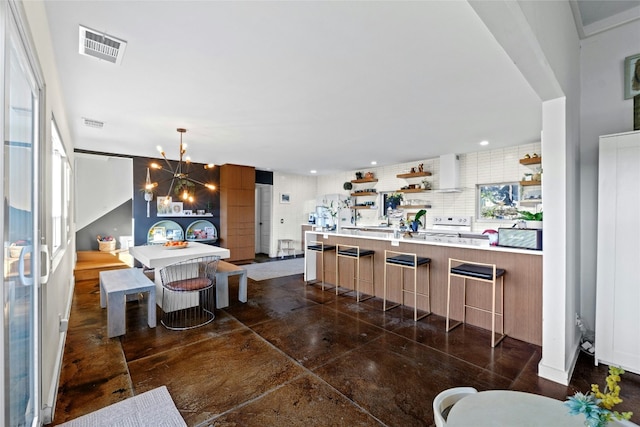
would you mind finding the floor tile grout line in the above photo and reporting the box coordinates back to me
[507,349,542,391]
[122,321,255,365]
[193,374,305,427]
[302,283,521,386]
[217,309,390,426]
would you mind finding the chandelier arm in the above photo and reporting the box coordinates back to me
[160,154,175,173]
[166,177,177,199]
[186,177,215,188]
[155,167,177,176]
[151,177,175,188]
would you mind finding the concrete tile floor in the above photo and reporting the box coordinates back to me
[52,272,640,426]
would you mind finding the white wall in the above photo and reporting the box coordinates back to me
[22,0,77,421]
[516,0,582,385]
[271,172,317,257]
[579,19,640,329]
[75,153,133,230]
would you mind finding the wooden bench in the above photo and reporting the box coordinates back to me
[215,261,247,308]
[99,268,156,337]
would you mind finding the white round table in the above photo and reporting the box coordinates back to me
[446,390,585,427]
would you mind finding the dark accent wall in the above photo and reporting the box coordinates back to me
[256,169,273,185]
[76,200,133,251]
[132,156,221,246]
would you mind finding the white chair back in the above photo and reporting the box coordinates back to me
[433,387,478,427]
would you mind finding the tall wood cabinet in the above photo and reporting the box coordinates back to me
[220,164,255,262]
[595,131,640,375]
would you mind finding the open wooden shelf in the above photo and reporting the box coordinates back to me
[352,205,377,210]
[397,188,429,193]
[350,191,377,197]
[520,180,542,186]
[396,171,432,179]
[519,157,541,165]
[402,204,432,209]
[351,178,378,184]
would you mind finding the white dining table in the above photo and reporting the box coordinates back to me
[128,241,230,270]
[446,390,585,427]
[129,242,230,310]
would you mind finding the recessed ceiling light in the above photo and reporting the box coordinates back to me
[371,161,377,165]
[310,170,317,174]
[480,140,489,146]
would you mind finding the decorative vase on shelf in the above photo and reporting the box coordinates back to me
[410,221,419,232]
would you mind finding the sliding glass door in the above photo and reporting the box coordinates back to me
[2,1,43,426]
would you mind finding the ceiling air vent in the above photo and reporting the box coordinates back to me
[82,118,104,129]
[78,25,127,65]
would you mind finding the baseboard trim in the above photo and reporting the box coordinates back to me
[538,342,580,386]
[42,276,75,424]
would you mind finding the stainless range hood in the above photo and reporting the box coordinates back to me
[436,154,462,192]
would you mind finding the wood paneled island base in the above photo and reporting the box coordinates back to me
[305,231,542,346]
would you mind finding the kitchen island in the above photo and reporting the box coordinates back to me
[304,228,542,345]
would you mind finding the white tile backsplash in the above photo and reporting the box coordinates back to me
[316,141,541,232]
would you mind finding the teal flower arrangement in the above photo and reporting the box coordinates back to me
[565,366,633,427]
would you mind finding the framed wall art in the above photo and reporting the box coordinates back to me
[624,53,640,99]
[157,196,172,215]
[280,193,291,204]
[171,202,183,215]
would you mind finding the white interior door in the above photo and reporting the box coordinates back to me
[2,2,44,425]
[254,184,272,255]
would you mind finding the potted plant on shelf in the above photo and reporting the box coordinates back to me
[407,209,427,232]
[518,210,543,229]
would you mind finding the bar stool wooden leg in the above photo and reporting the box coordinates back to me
[383,251,401,312]
[356,253,374,302]
[446,258,506,347]
[446,258,463,332]
[336,244,374,301]
[384,250,430,321]
[306,242,336,292]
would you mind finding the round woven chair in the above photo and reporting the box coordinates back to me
[158,255,220,330]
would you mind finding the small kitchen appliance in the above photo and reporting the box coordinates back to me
[497,228,542,250]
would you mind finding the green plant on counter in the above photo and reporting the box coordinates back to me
[517,210,543,221]
[408,209,427,226]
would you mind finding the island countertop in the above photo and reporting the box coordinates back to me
[310,226,542,256]
[304,228,543,345]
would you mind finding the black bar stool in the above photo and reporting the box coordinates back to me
[306,240,336,291]
[336,244,374,301]
[383,250,431,321]
[446,258,506,347]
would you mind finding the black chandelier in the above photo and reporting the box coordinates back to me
[144,128,215,205]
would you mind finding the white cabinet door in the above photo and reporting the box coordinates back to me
[595,131,640,374]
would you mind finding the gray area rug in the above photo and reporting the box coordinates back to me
[58,386,186,427]
[243,257,304,281]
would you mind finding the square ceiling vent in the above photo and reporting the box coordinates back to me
[78,25,127,65]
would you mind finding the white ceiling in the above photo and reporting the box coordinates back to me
[44,1,547,175]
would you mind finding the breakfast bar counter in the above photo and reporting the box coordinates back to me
[304,229,543,345]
